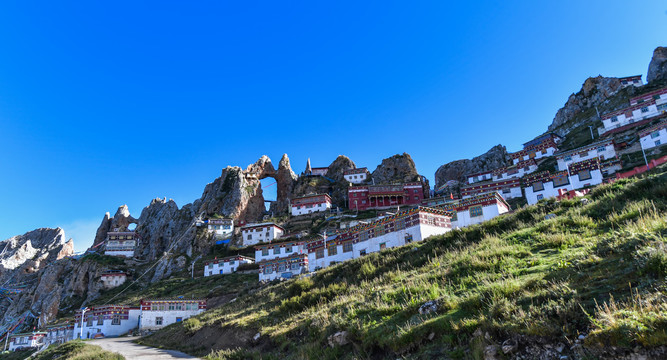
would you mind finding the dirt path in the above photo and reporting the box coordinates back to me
[91,336,200,359]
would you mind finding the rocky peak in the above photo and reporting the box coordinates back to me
[434,144,510,189]
[372,153,420,184]
[327,155,356,183]
[548,76,623,134]
[647,46,667,83]
[0,227,73,278]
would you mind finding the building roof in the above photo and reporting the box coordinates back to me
[461,178,521,192]
[553,139,615,158]
[141,298,206,303]
[638,119,667,137]
[619,75,642,81]
[343,167,369,175]
[291,193,332,201]
[240,222,285,231]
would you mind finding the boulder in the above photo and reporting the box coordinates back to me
[327,331,350,347]
[647,46,667,83]
[418,300,439,315]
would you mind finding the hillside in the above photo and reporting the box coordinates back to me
[138,164,667,359]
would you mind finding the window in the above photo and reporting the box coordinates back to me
[651,131,660,139]
[413,189,418,194]
[656,140,662,146]
[285,246,292,253]
[404,234,413,244]
[278,264,286,272]
[653,94,660,100]
[532,181,544,192]
[328,246,337,256]
[262,248,269,256]
[176,317,183,322]
[502,188,511,194]
[86,318,93,327]
[553,174,569,187]
[219,270,223,274]
[273,247,280,254]
[641,107,649,113]
[343,242,353,253]
[379,242,386,250]
[316,248,325,259]
[610,116,618,123]
[207,264,213,269]
[97,316,103,325]
[361,200,367,204]
[359,249,367,256]
[111,316,120,325]
[290,263,299,270]
[470,206,483,217]
[597,146,605,152]
[156,317,163,326]
[263,266,272,274]
[247,235,252,240]
[169,304,175,311]
[537,194,544,201]
[578,169,592,181]
[414,196,419,200]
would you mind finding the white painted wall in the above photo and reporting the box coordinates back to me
[557,145,616,171]
[467,172,493,184]
[255,243,306,263]
[75,309,141,338]
[259,260,308,281]
[241,225,284,246]
[344,172,369,184]
[640,127,667,150]
[9,334,46,351]
[524,169,603,205]
[204,257,254,277]
[452,202,508,228]
[140,308,205,330]
[291,201,331,216]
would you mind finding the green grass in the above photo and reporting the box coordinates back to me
[30,340,124,360]
[0,349,35,360]
[139,165,667,359]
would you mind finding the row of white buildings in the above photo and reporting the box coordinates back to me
[6,299,206,351]
[599,86,667,135]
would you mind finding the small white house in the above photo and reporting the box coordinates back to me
[555,139,616,172]
[639,120,667,151]
[104,231,137,258]
[258,253,309,281]
[139,299,206,331]
[307,207,452,270]
[461,178,522,200]
[430,192,511,228]
[255,240,306,263]
[44,323,75,346]
[466,170,494,184]
[206,218,234,239]
[8,332,47,351]
[511,133,562,164]
[240,223,285,246]
[523,158,603,205]
[100,271,127,289]
[619,75,643,88]
[600,98,667,134]
[203,255,254,277]
[290,194,332,216]
[343,168,371,184]
[75,305,141,339]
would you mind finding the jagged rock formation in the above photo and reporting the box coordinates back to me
[272,154,298,214]
[547,76,623,135]
[647,46,667,84]
[0,228,74,327]
[434,145,510,190]
[371,153,421,184]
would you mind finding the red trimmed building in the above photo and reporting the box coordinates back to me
[259,253,309,281]
[619,75,643,88]
[343,168,371,184]
[290,193,332,216]
[460,178,522,200]
[348,182,427,211]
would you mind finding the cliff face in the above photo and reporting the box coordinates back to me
[372,153,421,184]
[434,144,510,190]
[647,46,667,84]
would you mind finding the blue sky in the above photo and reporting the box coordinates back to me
[1,1,665,252]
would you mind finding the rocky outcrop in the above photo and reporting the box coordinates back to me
[547,76,623,134]
[434,144,510,189]
[0,228,73,275]
[647,46,667,84]
[272,154,298,214]
[92,205,138,248]
[372,153,421,184]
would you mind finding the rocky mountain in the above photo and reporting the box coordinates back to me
[434,144,510,190]
[647,46,667,83]
[371,153,421,184]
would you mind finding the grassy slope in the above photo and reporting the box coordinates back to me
[141,164,667,359]
[33,341,124,360]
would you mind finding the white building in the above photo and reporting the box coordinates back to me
[523,158,603,205]
[44,323,75,346]
[75,305,141,339]
[290,194,332,216]
[639,120,667,151]
[629,87,667,106]
[8,332,47,351]
[511,133,562,164]
[258,253,309,281]
[466,170,493,184]
[104,231,137,258]
[139,299,206,331]
[555,139,616,172]
[255,240,306,263]
[492,159,538,181]
[343,168,371,184]
[100,271,127,289]
[240,223,285,246]
[428,192,511,228]
[461,178,522,200]
[206,218,234,240]
[619,75,643,88]
[307,207,452,270]
[203,255,254,277]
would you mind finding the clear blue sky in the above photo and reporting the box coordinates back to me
[1,1,666,252]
